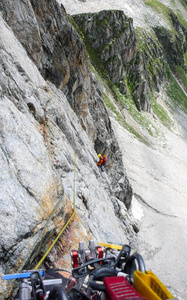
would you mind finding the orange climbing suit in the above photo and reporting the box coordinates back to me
[97,157,104,166]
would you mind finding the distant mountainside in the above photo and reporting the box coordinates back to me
[60,0,187,31]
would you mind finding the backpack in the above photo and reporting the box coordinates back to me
[103,157,107,164]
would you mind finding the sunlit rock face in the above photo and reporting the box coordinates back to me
[0,1,134,293]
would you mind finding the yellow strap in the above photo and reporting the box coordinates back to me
[98,242,122,250]
[34,153,76,270]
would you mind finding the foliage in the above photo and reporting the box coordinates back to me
[143,0,187,29]
[102,93,150,145]
[165,64,187,113]
[151,93,174,129]
[135,28,165,91]
[179,0,187,9]
[184,51,187,66]
[71,10,186,148]
[176,65,187,91]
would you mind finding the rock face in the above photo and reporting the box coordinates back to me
[0,0,132,205]
[0,0,42,67]
[73,11,138,102]
[0,14,91,277]
[0,0,185,297]
[72,8,187,111]
[129,30,166,111]
[72,10,165,112]
[154,14,187,73]
[73,10,137,95]
[0,0,135,295]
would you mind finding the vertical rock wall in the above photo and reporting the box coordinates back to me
[73,10,137,96]
[0,0,132,207]
[0,0,135,293]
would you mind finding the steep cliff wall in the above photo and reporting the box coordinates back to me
[69,3,186,112]
[0,0,137,296]
[0,0,132,206]
[72,10,166,112]
[73,11,137,95]
[52,1,187,298]
[0,0,186,298]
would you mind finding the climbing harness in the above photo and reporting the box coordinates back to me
[3,240,175,300]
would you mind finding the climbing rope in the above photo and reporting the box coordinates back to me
[2,193,65,299]
[2,153,77,299]
[34,152,76,269]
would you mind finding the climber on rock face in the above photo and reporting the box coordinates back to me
[97,154,107,172]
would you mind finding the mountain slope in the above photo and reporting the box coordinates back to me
[60,0,187,29]
[59,0,187,299]
[0,0,138,297]
[0,0,187,299]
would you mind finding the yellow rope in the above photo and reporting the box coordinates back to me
[98,242,122,250]
[2,197,65,299]
[34,153,76,270]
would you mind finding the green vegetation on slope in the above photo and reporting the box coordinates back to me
[179,0,187,9]
[184,51,187,66]
[136,28,165,88]
[70,11,186,148]
[94,56,176,146]
[103,82,169,142]
[165,64,187,113]
[151,93,174,129]
[143,0,187,29]
[143,0,175,29]
[102,92,151,145]
[176,65,187,91]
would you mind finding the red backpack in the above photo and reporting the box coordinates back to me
[103,156,107,164]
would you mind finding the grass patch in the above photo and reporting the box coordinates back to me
[175,10,187,28]
[184,51,187,66]
[103,86,167,145]
[143,0,187,29]
[176,65,187,90]
[151,93,174,129]
[103,93,150,145]
[143,0,174,27]
[179,0,187,9]
[91,63,166,146]
[165,64,187,113]
[71,14,168,146]
[113,86,160,136]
